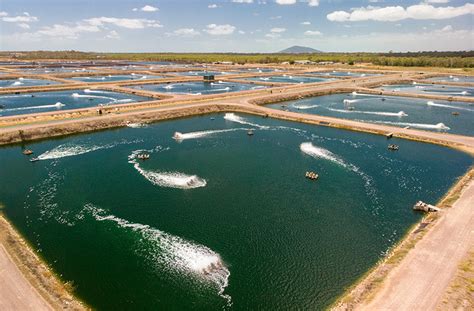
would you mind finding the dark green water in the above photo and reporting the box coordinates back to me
[0,114,471,310]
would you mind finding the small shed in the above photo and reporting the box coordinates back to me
[203,75,215,82]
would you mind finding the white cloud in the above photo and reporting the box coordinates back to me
[2,12,38,23]
[265,33,281,38]
[141,5,159,12]
[307,0,319,7]
[424,0,450,3]
[37,23,101,39]
[106,30,120,39]
[304,30,322,36]
[441,24,453,31]
[275,0,296,5]
[208,4,218,8]
[132,8,138,11]
[205,24,236,35]
[327,3,474,22]
[238,30,246,34]
[301,21,311,25]
[84,17,162,29]
[232,0,254,3]
[271,27,286,33]
[17,23,30,29]
[172,28,201,36]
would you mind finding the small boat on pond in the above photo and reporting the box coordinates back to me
[388,144,399,151]
[247,130,254,136]
[22,149,33,155]
[305,171,319,180]
[137,153,150,160]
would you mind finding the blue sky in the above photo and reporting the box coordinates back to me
[1,0,473,52]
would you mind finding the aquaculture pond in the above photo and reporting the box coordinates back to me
[173,71,233,76]
[379,83,474,98]
[316,71,382,77]
[427,75,474,83]
[70,74,166,83]
[0,114,471,310]
[0,78,60,88]
[268,93,474,136]
[0,89,153,117]
[245,75,335,84]
[131,81,267,95]
[18,67,97,74]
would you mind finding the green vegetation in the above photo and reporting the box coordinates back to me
[2,50,474,68]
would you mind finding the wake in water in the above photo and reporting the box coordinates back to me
[371,120,450,130]
[37,139,142,160]
[300,142,348,168]
[3,102,65,112]
[300,142,378,202]
[427,101,473,112]
[172,128,248,141]
[327,108,408,117]
[82,203,232,305]
[224,113,270,129]
[292,104,319,110]
[128,150,207,189]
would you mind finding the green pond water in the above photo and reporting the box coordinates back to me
[0,114,471,310]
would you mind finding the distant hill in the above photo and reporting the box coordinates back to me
[278,46,323,54]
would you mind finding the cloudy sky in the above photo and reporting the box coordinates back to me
[1,0,473,52]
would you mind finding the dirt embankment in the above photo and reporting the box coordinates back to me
[332,168,474,311]
[0,213,86,310]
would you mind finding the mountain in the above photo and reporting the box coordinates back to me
[278,46,323,54]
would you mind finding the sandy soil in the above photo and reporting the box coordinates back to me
[360,179,474,311]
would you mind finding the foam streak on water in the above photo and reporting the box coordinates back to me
[327,108,408,117]
[4,102,65,112]
[292,104,319,110]
[371,120,450,130]
[427,101,473,112]
[224,113,270,129]
[37,139,142,160]
[172,128,248,141]
[128,150,207,189]
[82,203,231,305]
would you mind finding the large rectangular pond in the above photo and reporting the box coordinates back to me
[268,93,474,136]
[426,75,474,83]
[70,74,166,83]
[0,78,61,88]
[0,89,153,117]
[379,83,474,98]
[131,81,267,95]
[17,67,97,74]
[313,71,382,77]
[173,70,234,76]
[244,75,336,84]
[0,114,471,310]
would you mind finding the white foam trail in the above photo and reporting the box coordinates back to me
[427,101,473,111]
[38,144,104,160]
[172,128,247,141]
[163,85,174,90]
[300,142,348,168]
[343,99,358,104]
[128,150,207,189]
[5,102,65,112]
[207,87,230,92]
[12,81,23,86]
[83,203,231,303]
[72,93,117,101]
[126,123,148,128]
[224,113,270,129]
[327,108,408,117]
[372,121,450,130]
[292,104,319,110]
[83,89,113,94]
